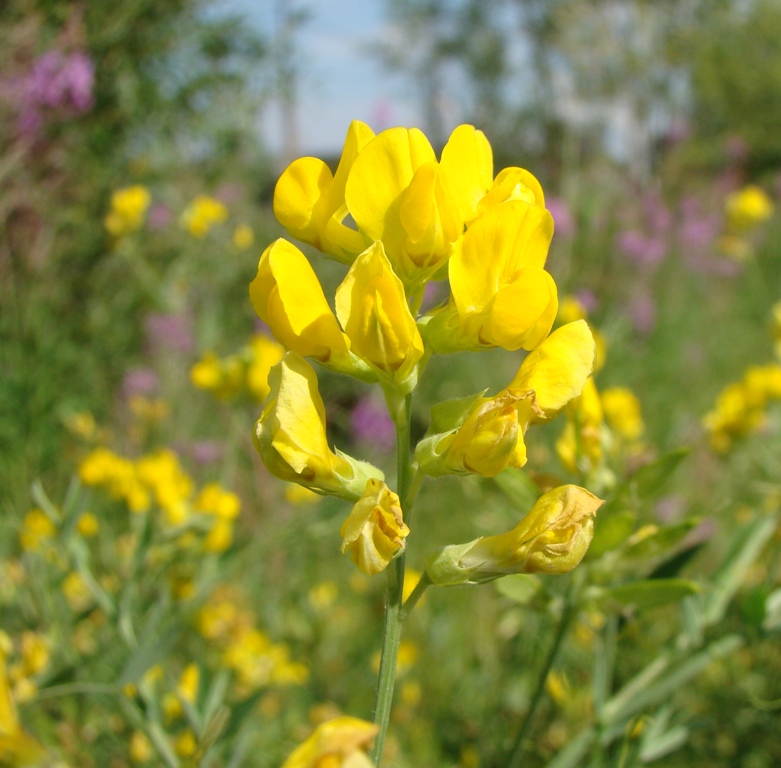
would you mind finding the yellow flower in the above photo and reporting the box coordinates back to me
[424,201,558,352]
[194,484,240,520]
[556,377,604,473]
[249,239,359,375]
[246,335,285,401]
[129,730,154,763]
[340,479,410,575]
[18,509,56,552]
[417,321,595,477]
[335,241,425,387]
[105,185,151,236]
[275,120,375,262]
[76,512,100,538]
[545,669,570,706]
[284,484,322,506]
[280,716,379,768]
[62,572,93,612]
[601,387,644,441]
[308,581,339,610]
[19,634,48,677]
[0,654,48,767]
[726,185,773,233]
[204,520,233,553]
[173,729,197,758]
[232,224,255,249]
[181,195,228,238]
[425,485,603,585]
[254,353,383,500]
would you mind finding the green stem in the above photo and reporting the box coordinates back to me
[507,596,576,768]
[370,393,413,765]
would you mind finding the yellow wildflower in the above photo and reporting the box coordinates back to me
[280,716,379,768]
[62,572,93,612]
[18,509,56,552]
[19,633,48,677]
[105,185,151,236]
[425,485,603,585]
[308,582,338,611]
[173,729,197,758]
[725,185,773,233]
[0,654,47,767]
[129,730,154,763]
[284,484,321,506]
[232,224,255,249]
[556,377,605,473]
[181,195,228,238]
[246,335,285,401]
[76,512,100,538]
[340,479,410,575]
[601,387,644,441]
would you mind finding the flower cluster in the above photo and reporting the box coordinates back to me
[251,120,601,582]
[104,185,151,237]
[703,363,781,452]
[79,446,240,551]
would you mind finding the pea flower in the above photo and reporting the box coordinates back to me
[254,353,383,500]
[340,479,410,575]
[417,321,595,477]
[335,241,425,389]
[422,200,558,353]
[425,485,603,586]
[274,120,375,262]
[280,716,379,768]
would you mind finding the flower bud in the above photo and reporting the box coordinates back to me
[254,353,383,500]
[281,716,378,768]
[340,479,410,575]
[425,485,603,586]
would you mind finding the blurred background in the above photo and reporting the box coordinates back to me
[2,1,781,767]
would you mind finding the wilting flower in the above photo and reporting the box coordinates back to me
[254,353,383,500]
[417,321,595,477]
[280,716,378,768]
[340,479,410,575]
[274,120,375,262]
[425,485,603,585]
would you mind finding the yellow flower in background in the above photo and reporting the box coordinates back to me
[19,634,48,678]
[308,581,339,611]
[340,479,410,575]
[136,450,193,526]
[173,729,197,758]
[76,512,100,538]
[545,669,571,706]
[18,509,56,552]
[246,335,285,401]
[62,572,93,612]
[556,377,604,473]
[426,485,602,586]
[772,300,781,360]
[725,184,773,233]
[129,730,154,763]
[280,716,379,768]
[284,484,322,506]
[181,195,228,238]
[255,353,383,500]
[249,239,354,372]
[194,484,240,520]
[105,185,151,236]
[424,201,557,353]
[232,224,255,249]
[0,653,48,767]
[335,241,424,387]
[274,120,375,262]
[602,387,645,441]
[79,448,150,513]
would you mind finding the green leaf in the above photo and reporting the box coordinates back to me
[591,579,701,613]
[427,389,487,435]
[588,510,637,558]
[621,518,701,561]
[702,515,777,627]
[495,574,545,606]
[491,468,541,511]
[630,447,689,499]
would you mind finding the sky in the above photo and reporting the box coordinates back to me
[216,0,422,155]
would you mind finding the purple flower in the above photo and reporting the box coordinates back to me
[617,230,666,265]
[547,197,576,238]
[145,313,194,354]
[351,397,395,452]
[123,367,159,398]
[573,288,599,314]
[147,203,172,230]
[189,440,226,465]
[628,291,656,336]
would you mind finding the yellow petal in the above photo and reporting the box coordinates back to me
[439,124,494,224]
[449,200,553,317]
[345,126,436,264]
[477,166,545,215]
[509,320,596,417]
[281,716,379,768]
[249,239,350,363]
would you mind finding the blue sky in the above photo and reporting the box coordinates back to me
[217,0,422,155]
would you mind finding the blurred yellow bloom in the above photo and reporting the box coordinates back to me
[426,485,602,586]
[545,669,570,706]
[556,377,604,473]
[76,512,100,538]
[255,353,383,500]
[308,581,339,611]
[772,300,781,360]
[340,479,410,575]
[232,224,255,249]
[79,448,150,513]
[173,729,197,758]
[204,519,233,553]
[105,185,151,236]
[725,184,773,233]
[280,716,378,768]
[558,295,587,325]
[602,387,644,441]
[181,195,228,238]
[0,653,48,767]
[62,572,93,612]
[246,335,285,401]
[136,450,193,525]
[284,484,321,506]
[424,201,557,353]
[129,730,153,763]
[63,410,97,441]
[371,640,418,676]
[335,241,424,386]
[194,484,240,520]
[19,634,48,678]
[274,120,374,262]
[402,569,424,604]
[18,509,56,552]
